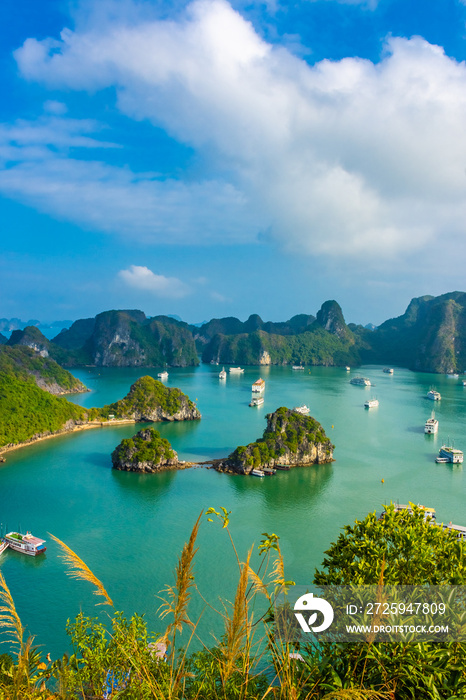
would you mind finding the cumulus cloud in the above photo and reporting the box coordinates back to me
[118,265,190,297]
[10,0,466,260]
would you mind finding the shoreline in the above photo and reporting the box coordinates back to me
[0,419,137,457]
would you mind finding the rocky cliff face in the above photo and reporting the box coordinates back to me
[201,302,359,367]
[7,326,50,357]
[53,310,199,367]
[218,407,334,475]
[316,300,353,342]
[0,344,87,395]
[104,375,201,422]
[366,292,466,373]
[111,427,179,472]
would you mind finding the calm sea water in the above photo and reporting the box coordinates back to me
[1,364,465,657]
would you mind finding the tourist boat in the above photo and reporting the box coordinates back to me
[345,366,350,371]
[0,540,8,555]
[229,367,244,374]
[381,504,466,540]
[292,365,305,370]
[447,373,459,379]
[441,521,466,540]
[4,531,46,556]
[383,368,394,374]
[157,371,168,380]
[427,389,441,401]
[249,397,264,407]
[463,380,466,387]
[219,367,227,379]
[275,464,291,471]
[364,398,379,408]
[293,405,310,415]
[262,467,276,475]
[350,377,371,386]
[251,469,265,477]
[436,445,463,464]
[424,412,438,434]
[252,378,265,393]
[380,503,436,522]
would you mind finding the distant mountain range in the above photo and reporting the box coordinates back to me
[0,318,72,335]
[3,291,466,374]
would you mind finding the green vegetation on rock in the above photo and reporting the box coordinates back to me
[0,345,87,394]
[0,346,91,447]
[0,372,87,448]
[111,427,177,471]
[363,291,466,373]
[103,375,201,421]
[9,292,466,374]
[0,359,199,449]
[52,309,200,367]
[202,301,362,367]
[225,406,334,474]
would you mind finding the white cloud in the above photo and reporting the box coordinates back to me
[0,115,262,244]
[9,0,466,262]
[43,100,68,115]
[118,265,190,298]
[309,0,379,8]
[211,291,228,302]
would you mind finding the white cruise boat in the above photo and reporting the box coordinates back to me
[157,371,169,380]
[4,531,46,556]
[424,412,438,434]
[229,367,244,374]
[436,445,463,464]
[345,366,350,371]
[442,522,466,540]
[249,397,264,407]
[251,469,265,477]
[292,365,305,370]
[380,504,436,522]
[383,368,394,374]
[252,378,265,392]
[364,398,379,408]
[219,367,227,379]
[427,389,441,401]
[447,373,459,379]
[350,377,371,386]
[293,405,310,414]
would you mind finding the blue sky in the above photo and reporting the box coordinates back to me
[2,0,466,326]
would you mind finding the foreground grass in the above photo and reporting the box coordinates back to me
[0,506,464,699]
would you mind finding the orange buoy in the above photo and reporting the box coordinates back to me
[381,478,385,484]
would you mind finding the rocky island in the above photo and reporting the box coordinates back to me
[112,427,181,472]
[216,407,334,475]
[102,375,201,422]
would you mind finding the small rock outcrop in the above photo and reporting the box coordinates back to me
[104,375,201,422]
[112,427,179,472]
[217,407,334,475]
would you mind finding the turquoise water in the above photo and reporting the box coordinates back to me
[1,364,465,658]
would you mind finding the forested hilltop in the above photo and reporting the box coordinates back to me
[6,291,466,373]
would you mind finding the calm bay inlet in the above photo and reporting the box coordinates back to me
[0,363,465,658]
